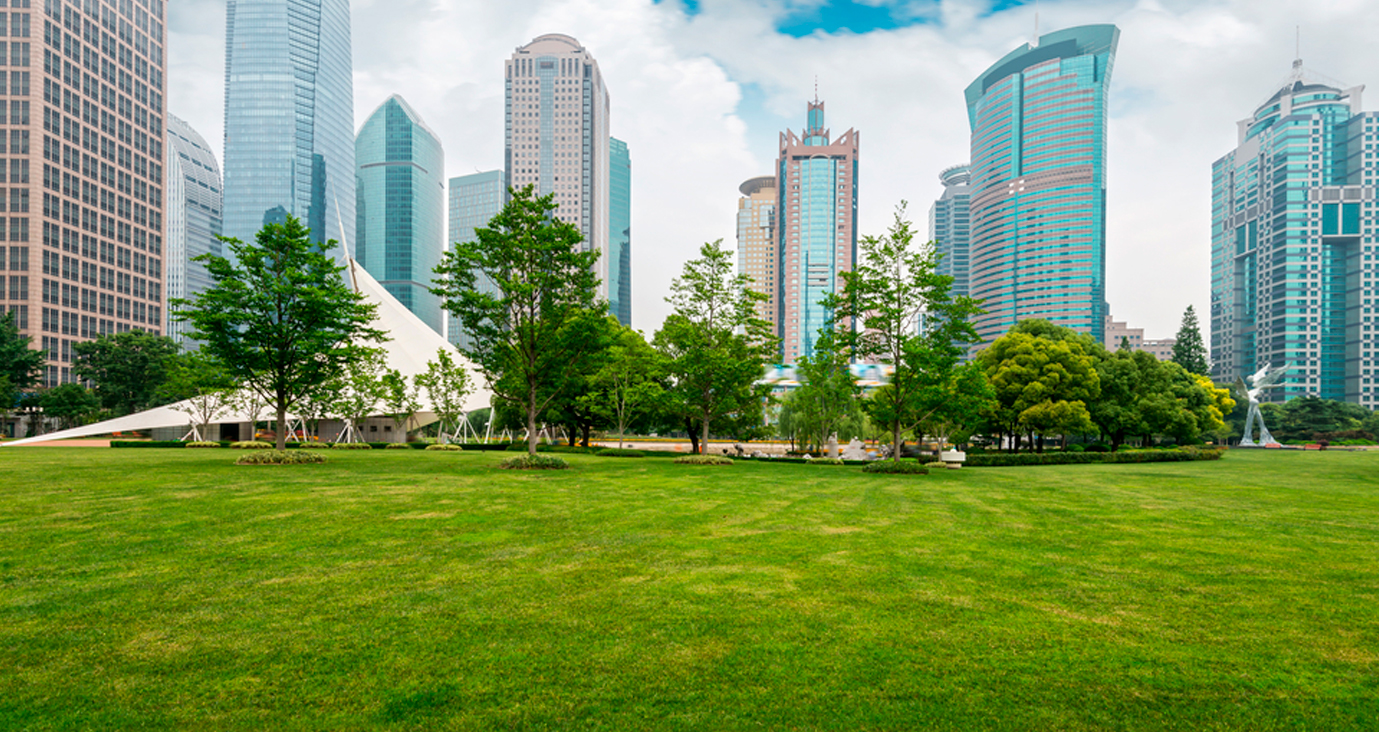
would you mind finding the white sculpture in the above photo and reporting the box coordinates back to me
[1235,363,1290,447]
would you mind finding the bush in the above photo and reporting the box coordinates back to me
[596,448,645,457]
[1065,444,1085,453]
[186,441,221,449]
[384,443,411,450]
[459,443,511,452]
[110,441,189,448]
[231,441,273,450]
[548,444,599,454]
[507,442,553,452]
[500,454,569,470]
[236,450,327,466]
[674,454,733,466]
[331,442,374,450]
[862,460,930,475]
[426,444,464,452]
[294,442,329,449]
[962,448,1223,467]
[1084,444,1110,453]
[809,457,845,465]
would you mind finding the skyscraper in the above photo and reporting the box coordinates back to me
[930,164,972,298]
[506,34,610,298]
[8,0,168,387]
[736,175,778,329]
[776,99,858,363]
[1211,61,1379,406]
[446,170,506,349]
[223,0,353,262]
[355,95,444,335]
[165,115,223,346]
[608,137,631,326]
[964,25,1119,346]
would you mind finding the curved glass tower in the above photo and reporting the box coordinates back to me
[165,115,224,345]
[964,25,1118,346]
[355,95,445,335]
[609,137,631,326]
[223,0,354,262]
[930,164,972,298]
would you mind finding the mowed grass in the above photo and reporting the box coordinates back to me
[1,449,1377,730]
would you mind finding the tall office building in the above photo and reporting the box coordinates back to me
[223,0,353,263]
[445,170,506,349]
[608,136,630,326]
[930,164,972,297]
[1211,61,1379,406]
[506,34,609,298]
[964,25,1119,346]
[4,0,169,387]
[736,175,777,329]
[355,94,444,335]
[165,114,222,346]
[776,99,858,363]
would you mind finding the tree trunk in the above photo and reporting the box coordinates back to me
[580,424,591,448]
[701,415,710,456]
[275,402,287,451]
[1034,432,1043,454]
[685,417,699,454]
[527,384,538,456]
[891,423,902,462]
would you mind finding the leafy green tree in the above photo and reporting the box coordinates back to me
[432,185,601,456]
[1090,350,1155,451]
[1172,305,1209,376]
[158,351,237,441]
[978,320,1102,452]
[415,349,473,444]
[174,215,385,450]
[585,325,665,450]
[331,349,387,444]
[654,240,777,454]
[544,313,620,447]
[914,360,995,455]
[1,311,43,397]
[40,383,99,430]
[72,330,179,415]
[1272,396,1369,442]
[381,369,421,442]
[790,329,862,453]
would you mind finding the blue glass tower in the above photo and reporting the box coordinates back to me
[356,95,445,335]
[609,137,631,327]
[223,0,354,263]
[930,164,972,298]
[165,115,223,346]
[446,171,507,349]
[964,25,1118,346]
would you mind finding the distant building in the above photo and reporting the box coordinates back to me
[1211,60,1379,405]
[355,95,445,335]
[964,25,1119,347]
[776,99,859,363]
[446,171,507,349]
[1104,314,1144,352]
[1142,339,1176,362]
[737,176,778,329]
[165,115,224,346]
[609,137,631,326]
[930,164,972,297]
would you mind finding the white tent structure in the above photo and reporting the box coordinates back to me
[4,260,490,447]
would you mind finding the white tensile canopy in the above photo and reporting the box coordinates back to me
[4,260,490,447]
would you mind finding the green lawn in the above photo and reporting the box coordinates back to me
[1,448,1377,730]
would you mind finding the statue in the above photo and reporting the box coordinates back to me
[1234,363,1290,447]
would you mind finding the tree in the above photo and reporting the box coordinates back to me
[654,240,777,453]
[790,329,862,453]
[977,321,1102,452]
[432,185,602,456]
[158,351,237,441]
[415,349,473,444]
[1172,305,1209,376]
[543,313,620,447]
[173,215,386,450]
[331,349,387,443]
[586,325,664,450]
[72,330,180,415]
[1,311,43,395]
[381,369,421,442]
[1090,350,1155,451]
[39,384,99,431]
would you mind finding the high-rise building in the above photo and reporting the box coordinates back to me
[776,99,858,363]
[355,95,444,335]
[736,175,777,329]
[608,136,631,326]
[1211,61,1379,406]
[223,0,353,263]
[930,164,972,298]
[445,170,506,349]
[506,34,609,298]
[964,25,1119,347]
[5,0,169,387]
[165,114,222,346]
[1105,313,1144,352]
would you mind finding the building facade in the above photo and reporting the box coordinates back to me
[355,95,444,335]
[930,164,972,298]
[223,0,353,263]
[164,114,222,346]
[506,34,609,298]
[1211,61,1379,406]
[964,25,1119,347]
[445,169,506,349]
[736,175,777,329]
[609,136,630,326]
[776,99,858,363]
[3,0,169,386]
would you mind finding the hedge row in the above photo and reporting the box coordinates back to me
[925,448,1225,468]
[111,441,514,450]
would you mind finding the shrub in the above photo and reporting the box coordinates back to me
[1084,443,1110,453]
[596,448,645,457]
[110,441,190,448]
[384,443,411,450]
[459,443,511,452]
[1065,444,1085,453]
[236,450,327,466]
[674,454,733,466]
[331,442,374,450]
[186,441,221,449]
[231,440,273,450]
[294,442,329,450]
[862,460,930,475]
[809,457,845,465]
[548,444,598,454]
[425,444,464,451]
[500,454,569,470]
[961,448,1223,467]
[507,442,553,452]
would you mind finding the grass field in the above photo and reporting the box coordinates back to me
[1,448,1377,730]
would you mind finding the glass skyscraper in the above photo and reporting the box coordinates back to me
[930,164,972,298]
[223,0,353,263]
[1211,61,1379,406]
[609,136,631,326]
[776,99,859,363]
[964,25,1119,346]
[446,170,506,349]
[355,95,444,335]
[165,114,223,346]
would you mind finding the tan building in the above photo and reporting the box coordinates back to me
[1106,314,1175,361]
[736,175,776,328]
[3,0,167,386]
[1142,338,1176,362]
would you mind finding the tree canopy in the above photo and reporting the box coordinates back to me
[1172,305,1209,376]
[977,320,1102,451]
[72,330,180,415]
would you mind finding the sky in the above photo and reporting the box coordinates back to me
[166,0,1379,340]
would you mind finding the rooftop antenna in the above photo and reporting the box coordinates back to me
[814,75,819,103]
[1030,0,1040,47]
